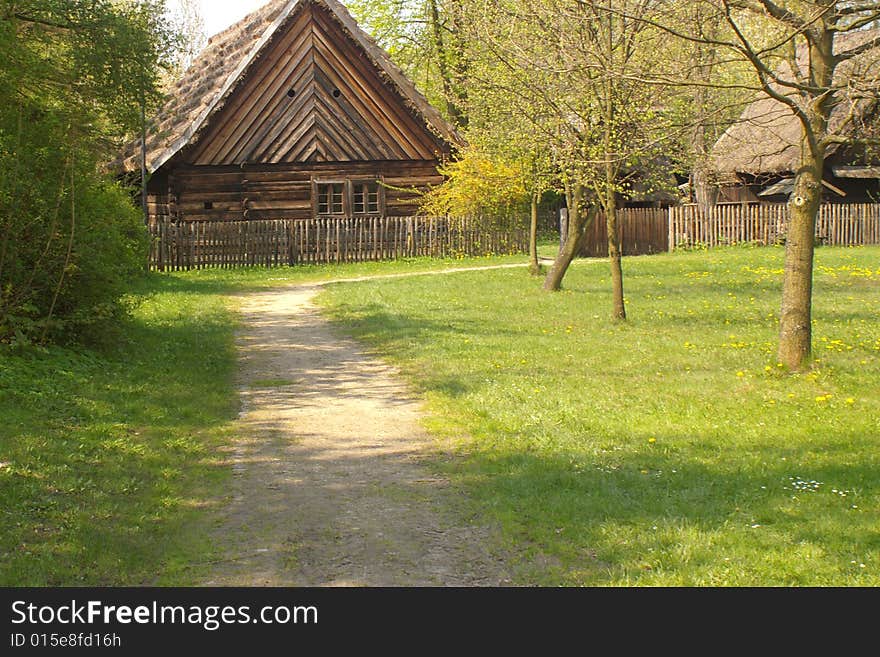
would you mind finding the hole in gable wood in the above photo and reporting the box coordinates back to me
[287,88,296,98]
[204,201,214,210]
[332,88,341,98]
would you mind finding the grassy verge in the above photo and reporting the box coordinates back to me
[0,276,241,586]
[156,253,532,293]
[0,253,529,586]
[318,245,880,586]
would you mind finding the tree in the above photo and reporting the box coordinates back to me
[426,0,471,127]
[346,0,471,127]
[0,0,176,343]
[465,0,673,318]
[165,0,206,82]
[636,0,880,368]
[662,5,752,212]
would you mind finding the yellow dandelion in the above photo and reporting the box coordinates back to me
[648,437,656,444]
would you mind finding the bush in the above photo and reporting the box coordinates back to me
[50,177,150,341]
[0,108,148,344]
[0,1,173,345]
[419,149,530,226]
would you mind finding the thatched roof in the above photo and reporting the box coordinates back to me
[117,0,463,173]
[710,29,880,179]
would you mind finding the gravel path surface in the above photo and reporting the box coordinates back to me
[201,275,517,586]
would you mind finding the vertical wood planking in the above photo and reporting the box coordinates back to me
[148,215,562,270]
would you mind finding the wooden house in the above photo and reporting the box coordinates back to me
[116,0,463,223]
[708,29,879,205]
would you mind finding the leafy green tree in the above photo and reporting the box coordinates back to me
[463,0,673,318]
[346,0,471,126]
[636,0,880,367]
[0,0,176,344]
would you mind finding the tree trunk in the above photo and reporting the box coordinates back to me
[692,160,718,215]
[602,5,625,321]
[427,0,467,127]
[543,184,592,291]
[606,197,626,320]
[528,192,541,276]
[777,28,834,370]
[778,154,822,369]
[140,96,149,226]
[689,30,718,216]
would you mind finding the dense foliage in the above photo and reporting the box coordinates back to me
[353,0,880,365]
[419,149,530,220]
[0,0,175,344]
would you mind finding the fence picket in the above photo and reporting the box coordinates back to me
[153,216,526,271]
[667,203,880,252]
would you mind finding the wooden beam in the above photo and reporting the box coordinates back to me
[821,179,847,197]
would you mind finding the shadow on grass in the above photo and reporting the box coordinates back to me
[319,279,879,585]
[445,435,879,585]
[127,271,275,298]
[0,287,240,586]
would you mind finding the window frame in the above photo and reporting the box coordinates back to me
[351,180,383,216]
[313,179,347,217]
[312,177,385,218]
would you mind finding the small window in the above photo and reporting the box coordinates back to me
[317,183,345,215]
[353,182,381,215]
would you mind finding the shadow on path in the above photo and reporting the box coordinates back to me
[202,286,512,587]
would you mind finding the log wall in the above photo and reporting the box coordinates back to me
[147,160,443,222]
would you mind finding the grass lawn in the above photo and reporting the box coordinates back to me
[151,252,532,293]
[0,253,528,586]
[0,276,240,586]
[318,245,880,586]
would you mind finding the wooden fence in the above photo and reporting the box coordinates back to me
[669,203,880,251]
[149,216,528,271]
[149,203,880,270]
[580,208,669,257]
[572,203,880,257]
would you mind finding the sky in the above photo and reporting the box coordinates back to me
[196,1,269,37]
[169,1,361,42]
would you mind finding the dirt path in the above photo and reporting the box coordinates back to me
[201,266,531,587]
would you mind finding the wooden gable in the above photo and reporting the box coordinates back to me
[183,2,445,166]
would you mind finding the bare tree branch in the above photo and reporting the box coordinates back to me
[835,34,880,59]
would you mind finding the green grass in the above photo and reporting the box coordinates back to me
[4,246,876,586]
[0,253,529,586]
[156,252,532,293]
[0,276,241,586]
[318,245,880,586]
